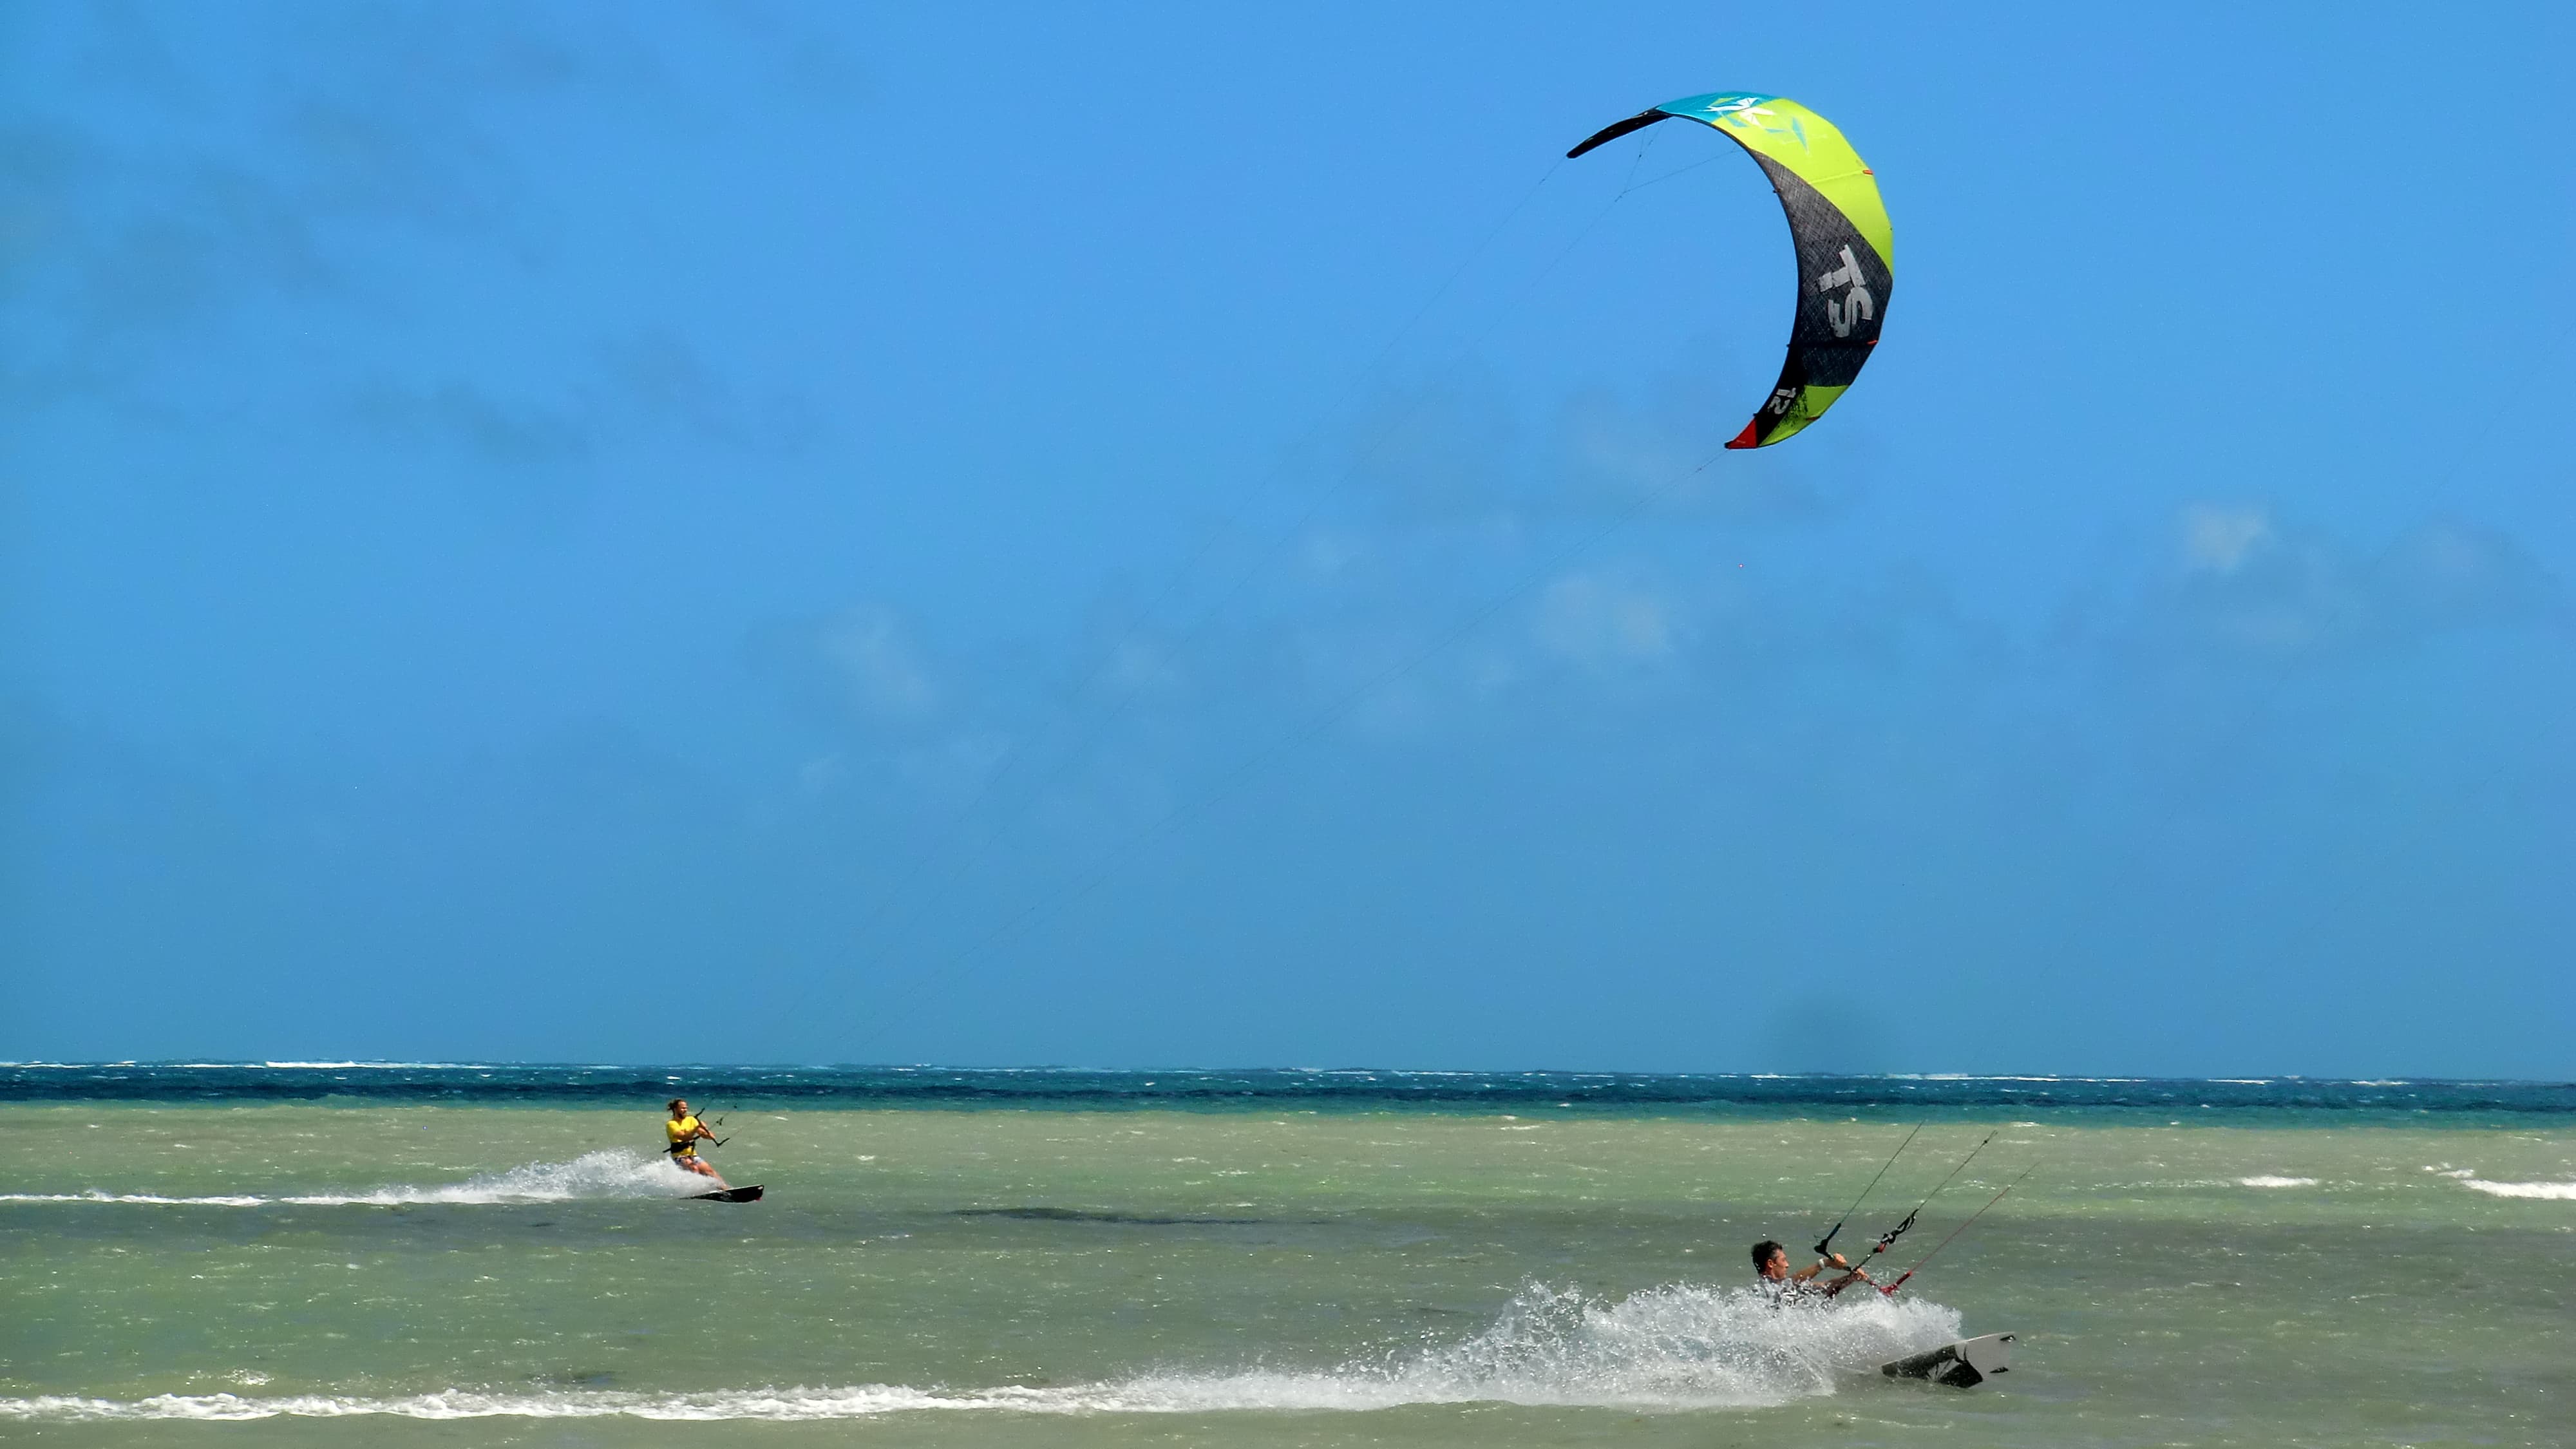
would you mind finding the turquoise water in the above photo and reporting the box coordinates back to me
[3,1069,2570,1446]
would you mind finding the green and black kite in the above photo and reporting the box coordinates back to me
[1569,93,1891,448]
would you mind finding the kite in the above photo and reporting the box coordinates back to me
[1569,93,1891,448]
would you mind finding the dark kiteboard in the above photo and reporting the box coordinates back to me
[688,1185,764,1203]
[1881,1332,2014,1388]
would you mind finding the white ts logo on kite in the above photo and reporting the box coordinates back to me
[1703,97,1777,125]
[1814,245,1877,338]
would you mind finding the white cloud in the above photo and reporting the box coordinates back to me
[2179,504,2272,574]
[1105,638,1184,698]
[797,752,848,794]
[1533,571,1679,668]
[818,605,939,719]
[895,729,1012,803]
[1550,383,1833,522]
[2091,506,2562,669]
[2372,518,2559,626]
[1300,529,1363,578]
[1558,388,1701,500]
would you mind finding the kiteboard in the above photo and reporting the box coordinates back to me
[1880,1332,2013,1388]
[688,1185,764,1204]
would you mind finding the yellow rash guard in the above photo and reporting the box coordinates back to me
[665,1115,703,1159]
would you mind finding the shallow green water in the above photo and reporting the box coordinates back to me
[3,1103,2570,1446]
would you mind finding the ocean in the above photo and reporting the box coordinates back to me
[3,1066,2568,1447]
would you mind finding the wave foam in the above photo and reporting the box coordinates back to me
[0,1283,1962,1420]
[2424,1164,2576,1200]
[2237,1176,2318,1188]
[0,1151,708,1208]
[2457,1178,2576,1200]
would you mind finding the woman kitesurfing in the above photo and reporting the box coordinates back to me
[665,1099,728,1187]
[663,1098,766,1202]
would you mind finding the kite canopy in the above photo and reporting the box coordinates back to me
[1569,93,1891,449]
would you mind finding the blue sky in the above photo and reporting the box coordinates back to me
[5,2,2569,1075]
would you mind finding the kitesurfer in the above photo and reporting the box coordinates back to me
[1752,1239,1870,1305]
[665,1099,726,1186]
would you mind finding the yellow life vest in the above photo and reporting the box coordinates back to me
[666,1115,703,1157]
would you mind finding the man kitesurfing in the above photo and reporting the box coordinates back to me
[1752,1239,1871,1304]
[1752,1124,2014,1306]
[665,1098,728,1187]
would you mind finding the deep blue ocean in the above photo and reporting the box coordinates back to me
[6,1063,2568,1121]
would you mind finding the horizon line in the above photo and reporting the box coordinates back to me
[3,1061,2564,1088]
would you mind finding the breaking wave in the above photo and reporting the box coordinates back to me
[2456,1177,2576,1200]
[2237,1175,2318,1188]
[2424,1164,2576,1201]
[0,1150,708,1208]
[0,1282,1964,1420]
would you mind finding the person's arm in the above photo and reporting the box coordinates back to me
[1819,1252,1876,1294]
[1793,1252,1855,1283]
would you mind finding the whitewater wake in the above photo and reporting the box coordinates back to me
[0,1150,708,1207]
[0,1282,1964,1421]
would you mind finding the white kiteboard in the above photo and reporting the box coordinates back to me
[1880,1332,2014,1388]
